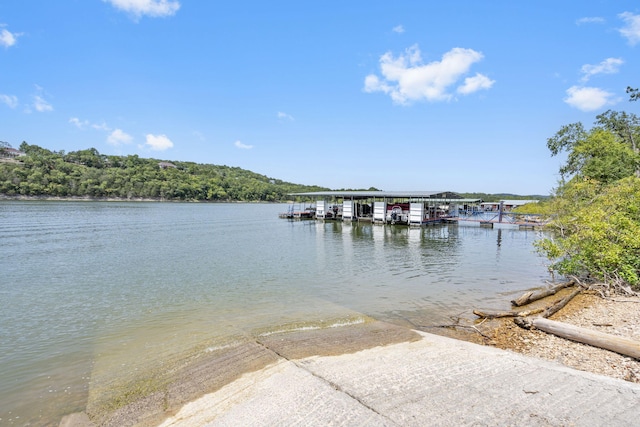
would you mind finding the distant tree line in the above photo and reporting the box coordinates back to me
[459,193,548,203]
[0,142,328,201]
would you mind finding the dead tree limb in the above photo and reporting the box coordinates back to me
[514,286,581,327]
[473,307,544,319]
[517,317,640,360]
[476,286,582,319]
[421,323,491,339]
[540,287,582,318]
[390,312,491,339]
[511,279,576,307]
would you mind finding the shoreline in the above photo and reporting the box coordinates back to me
[0,195,164,202]
[0,195,268,203]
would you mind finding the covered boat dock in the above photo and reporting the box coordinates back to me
[289,191,482,226]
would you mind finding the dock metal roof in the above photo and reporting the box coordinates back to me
[290,191,481,202]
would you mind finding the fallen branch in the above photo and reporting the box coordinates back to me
[475,286,582,319]
[410,314,492,339]
[421,323,491,339]
[473,307,544,319]
[514,317,640,360]
[540,286,582,318]
[511,279,575,307]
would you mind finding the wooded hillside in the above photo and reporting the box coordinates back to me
[0,142,328,201]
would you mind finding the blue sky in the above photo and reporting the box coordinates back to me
[1,1,639,195]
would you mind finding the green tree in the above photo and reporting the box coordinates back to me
[547,111,640,181]
[64,148,106,168]
[0,141,11,156]
[538,111,640,291]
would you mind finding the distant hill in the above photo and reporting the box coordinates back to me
[0,142,328,201]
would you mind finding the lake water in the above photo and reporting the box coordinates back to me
[0,201,552,425]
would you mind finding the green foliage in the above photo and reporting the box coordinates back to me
[547,111,640,182]
[538,111,640,289]
[572,129,638,183]
[512,201,551,215]
[0,143,328,202]
[536,177,640,286]
[0,141,10,156]
[333,187,381,191]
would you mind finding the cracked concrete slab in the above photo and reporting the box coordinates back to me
[156,331,640,427]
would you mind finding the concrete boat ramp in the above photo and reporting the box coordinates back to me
[63,322,639,427]
[158,330,637,426]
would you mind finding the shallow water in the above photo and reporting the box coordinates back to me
[0,201,551,425]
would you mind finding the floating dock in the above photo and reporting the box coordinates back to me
[278,203,316,220]
[282,191,548,228]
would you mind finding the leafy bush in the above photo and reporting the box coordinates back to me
[536,177,640,287]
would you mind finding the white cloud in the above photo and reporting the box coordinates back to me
[107,129,133,145]
[277,111,294,121]
[69,117,90,129]
[363,45,491,104]
[27,85,53,112]
[33,95,53,112]
[70,117,114,132]
[392,25,405,34]
[619,12,640,45]
[145,133,173,150]
[234,140,253,150]
[580,58,623,82]
[576,17,604,25]
[0,27,21,48]
[0,94,18,108]
[104,0,181,19]
[564,86,616,111]
[92,121,111,131]
[457,73,495,95]
[364,74,391,94]
[71,118,133,147]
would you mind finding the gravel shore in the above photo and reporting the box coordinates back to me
[483,291,640,383]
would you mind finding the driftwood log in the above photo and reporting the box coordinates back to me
[472,307,543,319]
[474,286,582,320]
[514,317,640,360]
[540,287,582,318]
[511,279,576,307]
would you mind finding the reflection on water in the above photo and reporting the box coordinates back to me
[0,201,551,425]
